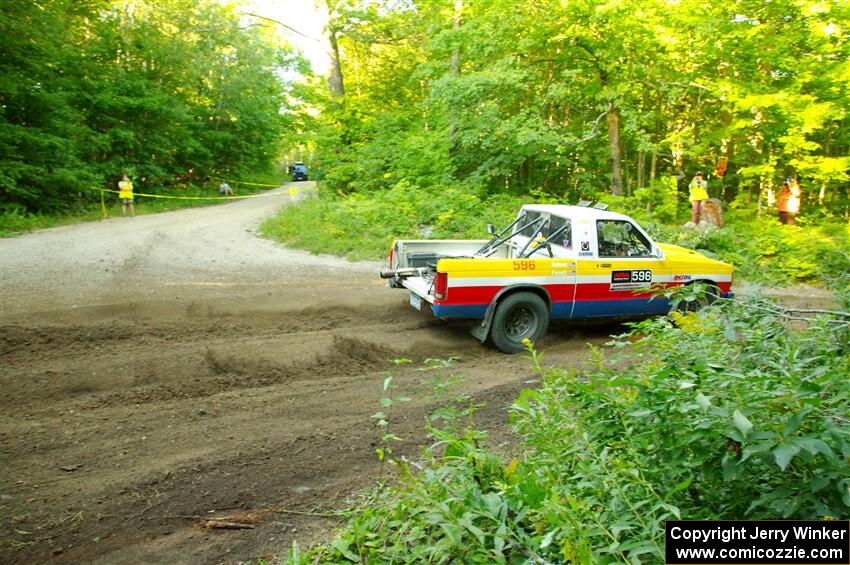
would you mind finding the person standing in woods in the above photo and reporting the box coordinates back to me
[778,177,801,225]
[118,174,135,217]
[688,171,709,224]
[219,180,234,196]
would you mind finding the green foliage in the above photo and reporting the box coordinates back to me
[511,300,849,562]
[418,357,475,436]
[260,183,525,260]
[287,294,849,564]
[0,1,298,213]
[631,176,680,224]
[305,0,849,211]
[0,207,102,236]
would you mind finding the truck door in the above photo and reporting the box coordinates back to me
[537,214,577,320]
[504,212,577,321]
[573,219,667,318]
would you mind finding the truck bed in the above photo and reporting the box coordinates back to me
[393,239,511,269]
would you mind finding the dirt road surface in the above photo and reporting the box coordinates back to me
[0,183,613,564]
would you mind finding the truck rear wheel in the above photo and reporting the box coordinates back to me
[490,292,549,353]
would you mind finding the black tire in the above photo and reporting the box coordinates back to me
[672,283,720,314]
[490,292,549,353]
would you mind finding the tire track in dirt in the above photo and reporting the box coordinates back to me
[0,302,473,415]
[0,294,610,564]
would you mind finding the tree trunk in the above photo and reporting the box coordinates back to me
[448,0,462,151]
[327,30,345,96]
[451,0,462,73]
[623,147,630,195]
[637,151,645,189]
[650,151,657,183]
[725,140,735,202]
[606,103,623,196]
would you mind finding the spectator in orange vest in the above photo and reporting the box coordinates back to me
[777,178,801,225]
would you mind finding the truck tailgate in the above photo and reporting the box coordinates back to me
[401,276,434,304]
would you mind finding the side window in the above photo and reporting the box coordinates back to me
[516,211,542,237]
[544,216,572,249]
[596,220,652,258]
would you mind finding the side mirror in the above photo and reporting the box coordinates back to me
[486,223,496,235]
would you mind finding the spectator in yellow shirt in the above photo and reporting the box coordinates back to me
[118,175,134,217]
[688,171,709,224]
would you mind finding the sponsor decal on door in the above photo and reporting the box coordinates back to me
[610,269,653,291]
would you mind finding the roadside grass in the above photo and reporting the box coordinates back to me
[260,183,526,261]
[0,175,286,237]
[261,184,850,286]
[287,290,850,564]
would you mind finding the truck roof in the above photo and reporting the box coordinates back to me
[520,204,633,223]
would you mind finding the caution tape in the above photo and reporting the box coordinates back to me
[100,188,286,200]
[99,184,296,218]
[211,177,283,188]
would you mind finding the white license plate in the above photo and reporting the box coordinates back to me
[409,293,422,311]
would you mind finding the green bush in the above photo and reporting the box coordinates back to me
[509,299,849,563]
[609,196,850,286]
[288,293,850,564]
[644,213,850,285]
[261,183,526,260]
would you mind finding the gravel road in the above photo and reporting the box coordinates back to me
[0,182,612,564]
[1,182,376,315]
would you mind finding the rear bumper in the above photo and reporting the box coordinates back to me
[430,303,487,319]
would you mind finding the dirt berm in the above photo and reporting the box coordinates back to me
[0,183,618,564]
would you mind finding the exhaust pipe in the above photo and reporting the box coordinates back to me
[379,267,421,279]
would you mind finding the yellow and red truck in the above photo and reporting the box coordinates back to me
[381,203,734,353]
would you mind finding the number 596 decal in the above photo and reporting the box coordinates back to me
[610,269,652,290]
[512,260,536,271]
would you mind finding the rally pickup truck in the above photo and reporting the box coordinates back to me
[380,203,734,353]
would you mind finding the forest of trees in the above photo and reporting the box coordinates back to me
[303,0,848,215]
[2,0,847,217]
[0,0,301,213]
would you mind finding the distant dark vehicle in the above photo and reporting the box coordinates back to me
[290,162,308,181]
